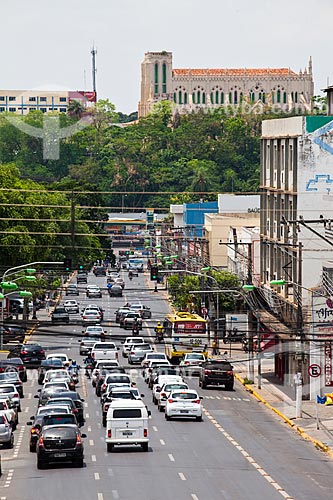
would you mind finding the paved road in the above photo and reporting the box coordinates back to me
[2,269,333,500]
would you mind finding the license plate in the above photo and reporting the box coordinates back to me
[180,410,188,414]
[31,358,38,362]
[54,453,66,458]
[123,430,133,436]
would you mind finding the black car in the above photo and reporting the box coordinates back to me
[66,284,79,296]
[0,358,27,382]
[0,323,26,344]
[76,273,87,284]
[51,307,70,324]
[36,424,86,468]
[199,359,234,390]
[50,391,85,424]
[37,359,65,385]
[7,344,46,367]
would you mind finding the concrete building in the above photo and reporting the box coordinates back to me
[0,90,96,115]
[260,115,333,394]
[138,51,314,117]
[184,201,218,237]
[204,213,260,268]
[227,226,260,285]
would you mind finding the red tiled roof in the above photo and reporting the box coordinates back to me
[172,68,298,77]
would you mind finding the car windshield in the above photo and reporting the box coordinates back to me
[0,386,15,393]
[171,392,198,400]
[94,344,115,350]
[106,376,130,384]
[165,384,188,391]
[133,344,150,350]
[43,427,77,439]
[0,373,19,381]
[206,362,232,370]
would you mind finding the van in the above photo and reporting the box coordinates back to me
[106,400,149,452]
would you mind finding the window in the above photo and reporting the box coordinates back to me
[283,92,287,104]
[59,97,67,102]
[184,92,188,105]
[271,91,275,104]
[0,107,5,112]
[178,90,182,104]
[239,92,243,103]
[9,107,16,112]
[113,409,142,419]
[229,92,232,104]
[262,92,266,103]
[173,93,176,103]
[202,92,206,104]
[192,92,195,104]
[40,97,47,102]
[162,63,167,93]
[295,92,298,103]
[251,92,255,103]
[9,96,16,101]
[221,92,224,104]
[30,108,36,111]
[197,91,201,104]
[277,90,281,103]
[258,92,262,101]
[210,92,214,104]
[215,90,219,104]
[154,63,159,94]
[291,92,294,102]
[29,97,36,102]
[40,108,47,113]
[0,96,4,101]
[234,90,238,104]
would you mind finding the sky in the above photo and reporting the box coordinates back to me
[1,0,332,113]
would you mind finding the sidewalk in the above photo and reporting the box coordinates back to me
[232,353,333,458]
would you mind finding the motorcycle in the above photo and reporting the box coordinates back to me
[242,338,249,353]
[85,363,93,378]
[223,329,245,344]
[132,324,139,336]
[70,368,79,385]
[155,331,164,343]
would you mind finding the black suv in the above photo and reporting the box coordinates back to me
[7,344,46,367]
[36,424,86,468]
[199,360,234,390]
[1,323,26,344]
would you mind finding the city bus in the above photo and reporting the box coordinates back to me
[163,312,209,364]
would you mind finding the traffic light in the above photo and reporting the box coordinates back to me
[150,265,159,281]
[78,264,84,272]
[63,258,72,272]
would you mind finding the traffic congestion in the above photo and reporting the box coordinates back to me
[1,255,333,500]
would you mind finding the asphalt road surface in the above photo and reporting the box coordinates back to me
[2,269,333,500]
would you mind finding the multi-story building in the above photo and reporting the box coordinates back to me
[138,51,314,117]
[0,90,96,115]
[260,115,333,394]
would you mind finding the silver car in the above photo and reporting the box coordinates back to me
[128,344,153,364]
[0,384,21,411]
[0,413,14,448]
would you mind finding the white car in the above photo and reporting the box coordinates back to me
[82,309,101,325]
[46,353,70,367]
[91,360,120,387]
[36,405,71,416]
[91,342,118,362]
[141,352,168,369]
[0,398,18,427]
[156,382,189,412]
[152,375,184,404]
[43,369,69,383]
[86,285,102,298]
[0,384,21,411]
[42,381,70,392]
[179,353,206,376]
[142,360,171,383]
[121,337,145,357]
[82,325,106,337]
[63,299,80,313]
[165,389,203,421]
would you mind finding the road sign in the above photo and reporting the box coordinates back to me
[308,364,321,378]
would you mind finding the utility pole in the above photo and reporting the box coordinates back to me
[91,45,97,94]
[70,191,75,258]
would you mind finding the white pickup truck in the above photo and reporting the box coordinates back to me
[91,342,119,362]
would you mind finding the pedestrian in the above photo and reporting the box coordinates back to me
[45,296,50,313]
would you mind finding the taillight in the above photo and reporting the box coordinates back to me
[205,370,211,374]
[143,429,148,437]
[193,399,201,404]
[76,435,82,445]
[21,350,28,355]
[104,404,110,411]
[107,429,111,438]
[160,393,166,398]
[40,350,45,355]
[226,371,233,376]
[168,399,173,403]
[31,429,37,434]
[13,393,19,398]
[91,353,95,359]
[73,408,78,413]
[185,361,190,365]
[101,384,106,391]
[38,437,44,448]
[130,352,135,355]
[116,353,118,359]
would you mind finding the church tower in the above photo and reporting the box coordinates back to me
[138,51,173,117]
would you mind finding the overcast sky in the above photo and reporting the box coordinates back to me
[1,0,331,113]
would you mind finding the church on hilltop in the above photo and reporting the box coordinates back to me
[138,51,314,117]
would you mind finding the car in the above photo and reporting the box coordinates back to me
[0,414,14,448]
[35,386,67,407]
[123,312,143,330]
[79,338,99,356]
[27,412,78,452]
[93,266,106,277]
[101,387,142,426]
[199,359,234,390]
[152,375,184,404]
[156,382,189,412]
[0,324,26,344]
[0,384,21,411]
[66,284,79,295]
[37,359,65,385]
[129,304,152,319]
[76,273,87,284]
[0,371,24,398]
[43,371,75,390]
[141,352,168,368]
[46,353,70,368]
[114,277,125,289]
[63,300,80,314]
[51,306,70,324]
[121,337,145,357]
[108,284,123,297]
[91,361,121,388]
[7,343,46,367]
[91,342,118,362]
[82,324,106,338]
[143,360,171,383]
[95,367,126,396]
[100,374,133,397]
[47,391,85,425]
[115,307,130,323]
[45,398,77,416]
[105,400,149,452]
[128,344,154,364]
[36,424,86,468]
[0,398,19,428]
[82,309,101,325]
[83,305,105,320]
[86,285,102,298]
[179,353,206,377]
[165,389,203,421]
[147,365,176,389]
[0,358,27,382]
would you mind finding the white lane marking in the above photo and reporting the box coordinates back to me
[89,439,94,446]
[168,454,175,462]
[160,439,165,446]
[92,455,96,462]
[112,491,119,499]
[88,426,92,432]
[97,423,101,429]
[94,472,100,480]
[86,413,90,419]
[24,407,29,413]
[203,407,294,500]
[178,472,186,481]
[108,468,114,476]
[152,426,158,432]
[97,494,103,500]
[28,393,32,399]
[84,402,89,408]
[94,400,97,405]
[191,495,199,500]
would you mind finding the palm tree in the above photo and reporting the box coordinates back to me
[67,100,85,119]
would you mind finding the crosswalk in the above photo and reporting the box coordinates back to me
[203,395,250,402]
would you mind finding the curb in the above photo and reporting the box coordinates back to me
[235,373,333,459]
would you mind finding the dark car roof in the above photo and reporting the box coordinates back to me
[0,358,24,365]
[40,359,64,367]
[53,391,82,400]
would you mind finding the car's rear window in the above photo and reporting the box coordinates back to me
[0,373,19,381]
[206,362,233,370]
[164,384,188,391]
[43,415,75,425]
[148,354,165,359]
[43,427,77,439]
[106,376,130,384]
[171,392,198,400]
[94,344,115,350]
[112,409,142,418]
[0,386,14,393]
